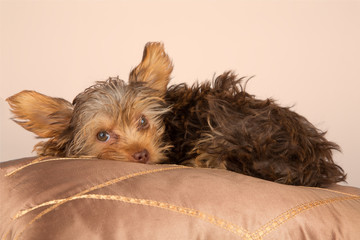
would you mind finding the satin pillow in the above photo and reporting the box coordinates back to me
[1,157,359,240]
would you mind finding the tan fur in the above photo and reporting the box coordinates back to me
[129,42,173,94]
[6,90,73,138]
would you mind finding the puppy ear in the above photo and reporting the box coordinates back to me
[129,42,173,94]
[6,90,73,138]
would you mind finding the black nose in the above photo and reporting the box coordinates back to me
[132,149,149,163]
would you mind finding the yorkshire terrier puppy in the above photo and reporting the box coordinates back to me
[7,42,346,187]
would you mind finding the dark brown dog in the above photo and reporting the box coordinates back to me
[7,42,346,187]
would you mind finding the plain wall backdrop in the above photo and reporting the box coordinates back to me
[1,0,359,187]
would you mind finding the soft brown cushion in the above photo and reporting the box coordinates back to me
[1,157,359,240]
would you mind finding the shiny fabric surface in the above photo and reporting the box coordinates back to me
[1,157,359,240]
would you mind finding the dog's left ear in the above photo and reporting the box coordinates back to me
[129,42,173,94]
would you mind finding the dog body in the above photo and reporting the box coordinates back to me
[7,42,346,186]
[163,73,345,186]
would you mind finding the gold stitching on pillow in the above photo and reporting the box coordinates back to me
[5,156,92,177]
[12,192,359,240]
[12,165,188,240]
[16,193,250,238]
[250,195,359,239]
[13,199,63,219]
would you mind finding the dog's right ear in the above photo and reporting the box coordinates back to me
[129,42,173,95]
[6,90,73,138]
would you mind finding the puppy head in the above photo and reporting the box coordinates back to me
[68,77,170,163]
[7,42,173,163]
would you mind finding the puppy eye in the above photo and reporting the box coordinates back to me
[138,115,149,130]
[97,131,110,142]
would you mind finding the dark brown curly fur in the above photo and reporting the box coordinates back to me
[163,72,346,187]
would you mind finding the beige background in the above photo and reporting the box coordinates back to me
[1,0,359,187]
